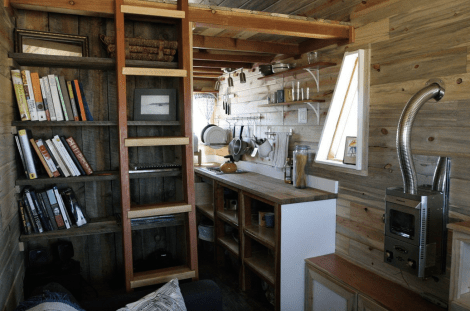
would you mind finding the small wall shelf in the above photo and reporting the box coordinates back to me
[257,62,336,81]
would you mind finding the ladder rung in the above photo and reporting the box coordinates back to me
[129,202,192,218]
[131,266,196,289]
[122,67,187,77]
[121,5,185,19]
[125,137,189,147]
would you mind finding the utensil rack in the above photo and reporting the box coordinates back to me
[216,114,263,123]
[265,128,294,137]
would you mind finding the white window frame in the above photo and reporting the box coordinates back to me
[315,49,370,176]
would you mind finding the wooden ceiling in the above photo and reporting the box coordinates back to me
[8,0,355,80]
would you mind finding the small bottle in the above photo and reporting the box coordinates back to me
[284,158,292,184]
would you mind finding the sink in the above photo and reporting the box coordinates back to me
[202,167,246,174]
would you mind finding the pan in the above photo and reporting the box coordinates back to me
[234,126,251,159]
[200,124,215,143]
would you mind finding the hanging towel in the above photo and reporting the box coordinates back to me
[273,132,290,168]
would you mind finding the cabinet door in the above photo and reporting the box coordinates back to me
[357,295,387,311]
[305,265,357,311]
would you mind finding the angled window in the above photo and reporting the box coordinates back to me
[315,49,369,175]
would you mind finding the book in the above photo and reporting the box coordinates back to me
[45,139,71,177]
[31,190,53,231]
[29,138,54,178]
[14,135,28,178]
[36,139,60,177]
[59,76,74,121]
[39,77,51,121]
[10,70,31,121]
[61,188,87,227]
[66,81,80,121]
[72,80,86,121]
[45,188,66,230]
[30,72,47,121]
[18,129,37,179]
[65,136,93,175]
[52,135,80,176]
[22,196,38,233]
[55,76,71,121]
[48,75,64,121]
[53,186,71,229]
[78,82,93,121]
[18,199,32,235]
[21,70,39,121]
[60,136,86,176]
[38,191,58,230]
[41,77,57,121]
[24,188,44,233]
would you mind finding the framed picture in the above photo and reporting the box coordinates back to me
[134,89,177,121]
[15,29,89,57]
[343,136,357,165]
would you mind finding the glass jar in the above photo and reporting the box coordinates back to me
[293,145,310,189]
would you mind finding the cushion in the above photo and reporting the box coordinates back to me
[117,279,187,311]
[14,290,85,311]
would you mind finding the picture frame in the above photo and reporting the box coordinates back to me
[343,136,357,165]
[15,29,89,57]
[134,88,177,121]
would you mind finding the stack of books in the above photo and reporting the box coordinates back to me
[15,130,93,179]
[19,186,87,235]
[11,69,93,122]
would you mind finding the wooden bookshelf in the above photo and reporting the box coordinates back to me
[196,204,214,220]
[244,251,275,286]
[9,52,178,70]
[217,209,239,227]
[16,170,182,185]
[217,235,239,258]
[244,224,275,250]
[12,121,180,127]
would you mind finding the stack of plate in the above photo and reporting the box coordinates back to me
[201,124,227,149]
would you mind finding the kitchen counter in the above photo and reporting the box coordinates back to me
[194,166,337,205]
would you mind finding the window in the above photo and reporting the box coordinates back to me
[315,49,370,175]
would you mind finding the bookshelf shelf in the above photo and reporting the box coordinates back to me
[19,217,120,241]
[9,52,178,70]
[12,121,181,127]
[15,169,182,185]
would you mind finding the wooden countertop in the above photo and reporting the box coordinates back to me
[447,220,470,235]
[306,254,444,311]
[194,167,336,205]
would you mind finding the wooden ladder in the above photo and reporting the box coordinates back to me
[115,0,198,291]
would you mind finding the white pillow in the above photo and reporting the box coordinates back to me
[117,279,186,311]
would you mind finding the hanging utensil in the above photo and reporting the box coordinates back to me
[228,73,234,87]
[240,68,246,83]
[214,78,220,91]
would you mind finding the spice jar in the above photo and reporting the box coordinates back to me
[293,145,310,189]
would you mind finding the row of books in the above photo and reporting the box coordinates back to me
[19,186,87,235]
[15,129,93,180]
[11,69,94,122]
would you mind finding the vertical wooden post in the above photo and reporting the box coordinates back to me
[178,0,198,279]
[115,0,133,292]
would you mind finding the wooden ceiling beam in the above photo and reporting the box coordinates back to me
[193,60,252,69]
[193,35,298,55]
[193,52,273,64]
[298,38,350,55]
[8,0,353,41]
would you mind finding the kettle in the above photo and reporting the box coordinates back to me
[220,155,237,173]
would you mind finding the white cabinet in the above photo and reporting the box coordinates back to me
[305,266,356,311]
[448,221,470,311]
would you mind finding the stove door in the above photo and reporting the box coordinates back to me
[385,201,421,246]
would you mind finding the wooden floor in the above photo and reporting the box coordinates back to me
[198,241,274,311]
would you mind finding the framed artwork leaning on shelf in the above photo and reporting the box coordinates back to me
[343,136,357,165]
[15,29,89,57]
[134,88,177,121]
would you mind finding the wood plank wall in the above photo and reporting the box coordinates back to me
[213,0,470,302]
[0,4,25,311]
[1,10,184,308]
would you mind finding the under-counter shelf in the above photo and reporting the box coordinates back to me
[9,52,178,70]
[217,235,239,258]
[244,251,275,286]
[217,209,238,227]
[196,204,214,220]
[16,169,181,185]
[244,224,275,250]
[12,121,180,127]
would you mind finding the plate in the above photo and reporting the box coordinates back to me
[205,126,227,149]
[200,124,215,143]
